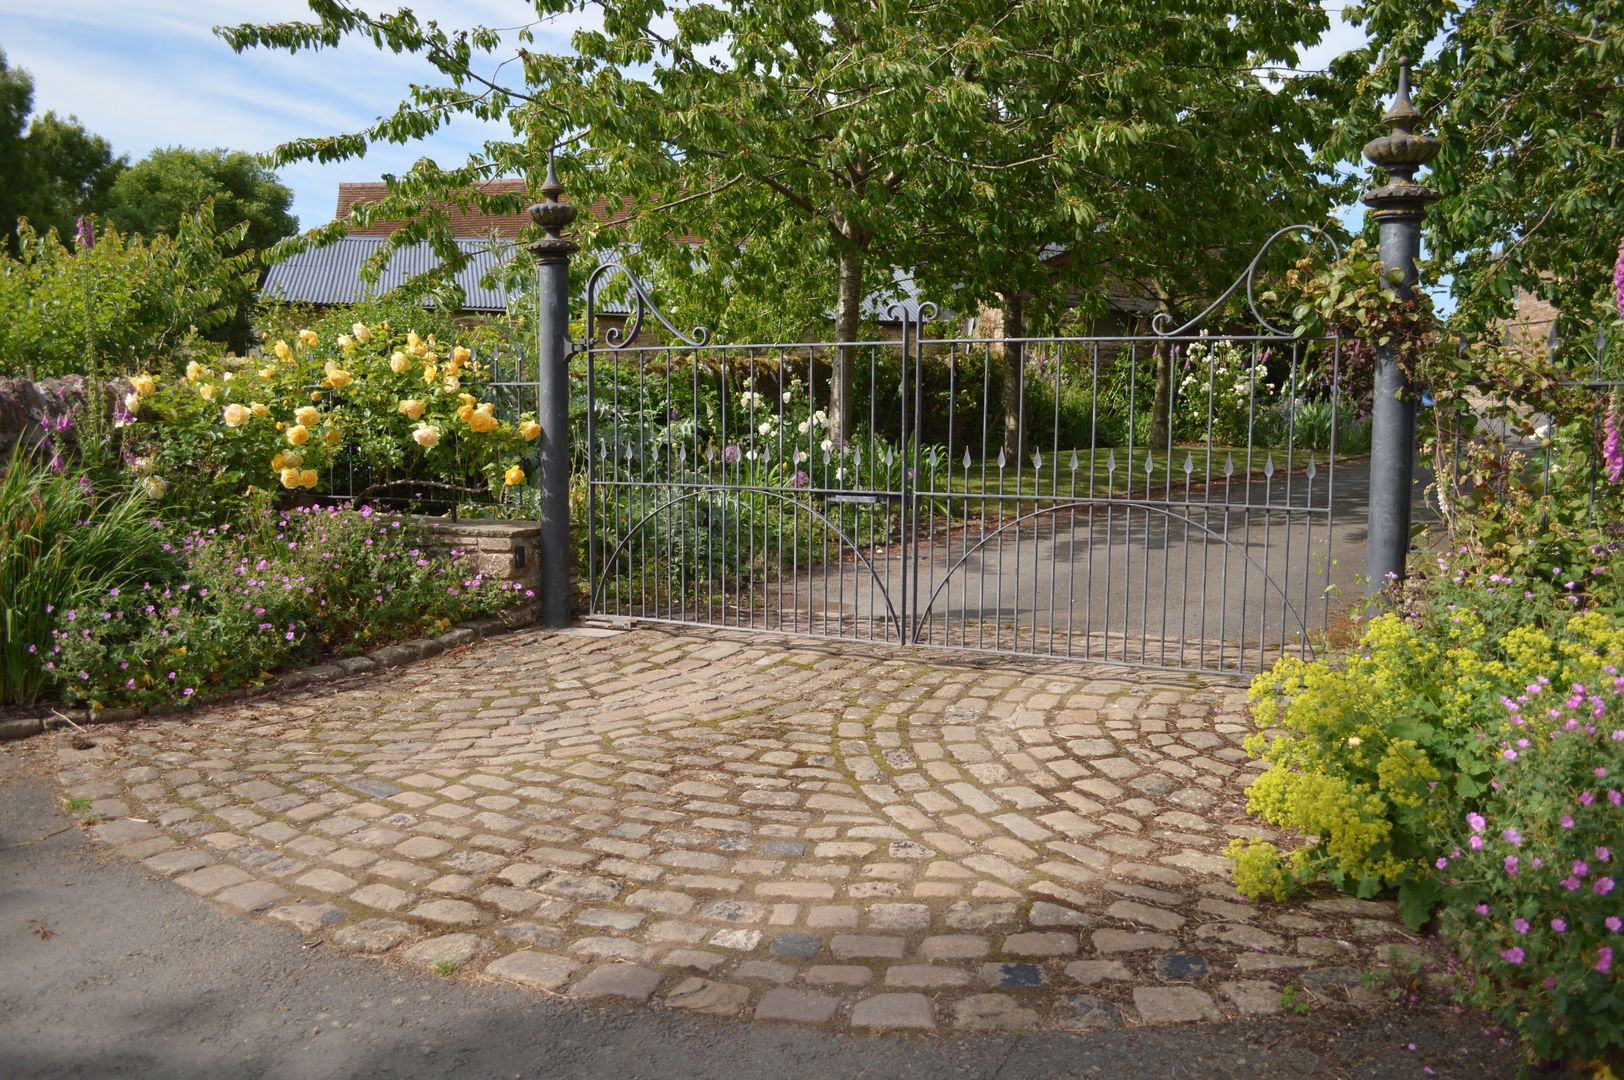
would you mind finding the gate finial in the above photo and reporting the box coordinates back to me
[529,154,580,261]
[1361,57,1441,222]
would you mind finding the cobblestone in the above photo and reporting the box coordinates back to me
[61,626,1397,1034]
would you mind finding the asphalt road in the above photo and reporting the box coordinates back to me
[0,750,1526,1080]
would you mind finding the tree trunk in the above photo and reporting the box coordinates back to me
[1149,343,1173,449]
[830,246,864,445]
[1001,290,1025,462]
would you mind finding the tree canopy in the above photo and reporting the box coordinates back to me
[0,49,125,250]
[1322,0,1624,336]
[104,147,298,254]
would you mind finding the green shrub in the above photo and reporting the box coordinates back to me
[1436,686,1623,1066]
[0,209,257,378]
[0,451,173,705]
[1231,561,1624,928]
[44,500,525,709]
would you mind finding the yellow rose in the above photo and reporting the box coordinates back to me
[519,420,541,441]
[407,331,423,352]
[273,340,292,361]
[422,363,437,383]
[300,469,319,489]
[412,424,440,449]
[297,329,318,348]
[337,334,355,351]
[222,403,250,428]
[282,450,302,468]
[452,346,471,365]
[456,403,475,422]
[294,405,320,427]
[322,428,342,446]
[286,424,310,446]
[197,384,218,401]
[250,402,269,417]
[389,351,411,374]
[129,374,156,397]
[139,475,166,500]
[310,391,323,403]
[398,398,425,421]
[258,366,275,381]
[351,322,371,344]
[440,376,460,394]
[279,467,301,489]
[324,367,352,389]
[271,452,286,471]
[503,464,525,487]
[458,392,476,407]
[185,360,205,381]
[468,411,499,434]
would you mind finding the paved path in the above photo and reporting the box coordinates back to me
[1,756,1523,1079]
[20,627,1429,1036]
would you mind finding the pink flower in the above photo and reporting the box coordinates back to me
[1501,946,1525,965]
[1503,827,1522,846]
[1597,877,1616,896]
[1469,835,1484,850]
[1504,855,1520,875]
[1581,791,1596,806]
[1513,918,1530,934]
[1474,904,1490,916]
[1467,812,1486,833]
[1599,848,1613,862]
[1606,916,1622,932]
[1574,860,1590,877]
[1599,946,1615,975]
[1561,815,1575,829]
[1551,919,1567,933]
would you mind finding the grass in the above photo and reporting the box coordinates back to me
[62,795,94,817]
[432,960,457,976]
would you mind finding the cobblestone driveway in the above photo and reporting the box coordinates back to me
[52,627,1412,1033]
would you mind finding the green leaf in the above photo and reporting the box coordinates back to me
[1397,878,1440,931]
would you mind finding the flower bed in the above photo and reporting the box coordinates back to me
[42,501,529,710]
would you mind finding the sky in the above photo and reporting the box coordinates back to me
[3,2,1380,235]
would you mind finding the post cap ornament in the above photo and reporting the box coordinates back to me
[1361,57,1442,223]
[528,156,579,261]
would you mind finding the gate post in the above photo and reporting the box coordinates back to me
[528,157,579,627]
[1361,57,1439,595]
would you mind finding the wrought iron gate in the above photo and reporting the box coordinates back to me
[583,229,1349,676]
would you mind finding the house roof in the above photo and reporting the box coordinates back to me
[261,237,518,312]
[335,179,626,241]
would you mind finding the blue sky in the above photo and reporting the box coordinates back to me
[4,1,1372,236]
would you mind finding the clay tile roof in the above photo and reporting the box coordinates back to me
[335,179,623,240]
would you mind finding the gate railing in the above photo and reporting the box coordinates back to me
[575,231,1354,675]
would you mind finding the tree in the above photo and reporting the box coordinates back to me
[219,1,1346,443]
[103,148,297,255]
[103,148,298,350]
[0,50,125,249]
[1321,1,1624,335]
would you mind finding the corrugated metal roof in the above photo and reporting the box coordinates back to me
[261,237,518,312]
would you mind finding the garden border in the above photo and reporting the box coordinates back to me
[0,602,538,742]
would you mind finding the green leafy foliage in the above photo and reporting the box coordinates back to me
[1436,673,1624,1065]
[0,449,173,705]
[1321,4,1624,331]
[1233,562,1624,927]
[0,209,259,378]
[0,48,125,252]
[44,499,526,710]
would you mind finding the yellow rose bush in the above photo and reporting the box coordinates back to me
[1232,554,1624,931]
[123,321,537,512]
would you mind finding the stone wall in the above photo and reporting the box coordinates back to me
[0,375,111,460]
[413,516,543,597]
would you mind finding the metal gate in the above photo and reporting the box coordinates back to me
[583,228,1349,676]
